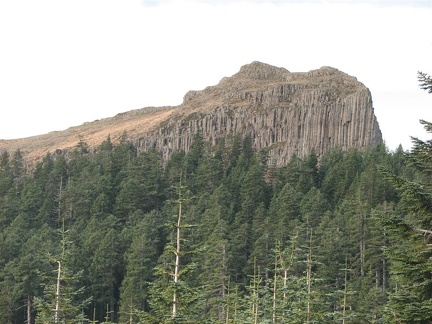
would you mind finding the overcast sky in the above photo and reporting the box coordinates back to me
[0,0,431,151]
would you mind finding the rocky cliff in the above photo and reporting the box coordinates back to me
[136,62,382,165]
[0,62,382,166]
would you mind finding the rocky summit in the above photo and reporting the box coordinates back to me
[0,61,382,166]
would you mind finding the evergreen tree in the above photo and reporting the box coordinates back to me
[34,222,90,323]
[2,119,430,322]
[378,72,432,323]
[268,182,303,247]
[184,131,205,192]
[0,263,19,324]
[193,185,231,321]
[418,71,432,93]
[229,161,268,284]
[249,203,272,277]
[300,187,330,230]
[81,214,123,322]
[0,151,13,198]
[10,226,55,324]
[147,178,202,322]
[118,210,164,323]
[320,148,364,207]
[89,228,122,322]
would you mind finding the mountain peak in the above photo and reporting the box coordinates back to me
[232,61,290,81]
[0,62,382,167]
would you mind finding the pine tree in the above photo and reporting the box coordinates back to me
[9,225,56,324]
[193,185,231,321]
[378,72,432,323]
[147,178,202,322]
[418,71,432,93]
[228,161,268,284]
[34,222,90,323]
[268,182,303,247]
[89,228,122,322]
[118,210,164,323]
[81,214,123,322]
[0,151,13,198]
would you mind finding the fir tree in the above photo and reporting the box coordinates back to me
[378,72,432,323]
[147,178,202,322]
[34,222,90,323]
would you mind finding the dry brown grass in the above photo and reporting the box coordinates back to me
[0,106,177,164]
[0,62,362,167]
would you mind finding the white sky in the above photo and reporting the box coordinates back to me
[0,0,431,151]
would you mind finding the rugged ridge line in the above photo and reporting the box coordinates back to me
[136,62,382,165]
[0,62,382,166]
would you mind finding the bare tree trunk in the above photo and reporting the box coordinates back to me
[382,258,387,292]
[283,269,288,303]
[273,255,277,324]
[221,243,227,321]
[342,258,348,324]
[225,277,230,324]
[128,294,133,324]
[360,239,365,277]
[26,295,31,324]
[360,212,366,277]
[252,258,259,324]
[306,228,313,324]
[172,197,182,318]
[55,261,61,324]
[234,286,238,321]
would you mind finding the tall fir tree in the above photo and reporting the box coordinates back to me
[118,210,164,323]
[34,222,90,323]
[378,72,432,323]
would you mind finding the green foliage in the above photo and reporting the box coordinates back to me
[0,130,416,322]
[34,223,90,323]
[418,71,432,93]
[118,210,164,323]
[377,72,432,323]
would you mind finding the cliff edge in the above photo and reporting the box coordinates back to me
[138,61,382,165]
[0,62,382,166]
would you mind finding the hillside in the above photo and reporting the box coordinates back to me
[0,65,429,324]
[0,61,383,166]
[0,106,176,165]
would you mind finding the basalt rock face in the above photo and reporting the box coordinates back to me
[136,62,382,166]
[0,61,383,167]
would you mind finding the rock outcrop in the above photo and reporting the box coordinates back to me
[136,62,382,165]
[0,62,383,167]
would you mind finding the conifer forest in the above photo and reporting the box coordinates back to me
[0,73,431,323]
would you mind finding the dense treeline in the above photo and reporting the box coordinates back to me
[0,68,432,324]
[1,73,430,324]
[0,129,413,323]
